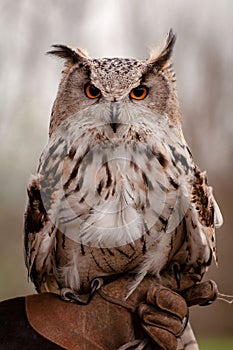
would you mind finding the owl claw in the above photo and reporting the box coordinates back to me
[61,278,103,305]
[172,263,181,290]
[61,289,88,305]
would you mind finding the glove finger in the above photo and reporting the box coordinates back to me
[181,280,218,307]
[142,323,178,350]
[146,285,188,320]
[138,303,184,337]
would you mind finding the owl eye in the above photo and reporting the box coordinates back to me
[85,82,101,99]
[130,85,148,100]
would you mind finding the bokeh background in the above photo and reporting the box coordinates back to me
[1,0,233,347]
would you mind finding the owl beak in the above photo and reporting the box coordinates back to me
[110,103,120,133]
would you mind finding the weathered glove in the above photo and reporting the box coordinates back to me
[137,284,188,350]
[98,274,218,350]
[136,280,217,350]
[25,273,218,350]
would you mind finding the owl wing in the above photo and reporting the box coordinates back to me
[189,166,222,261]
[24,133,69,293]
[169,165,223,277]
[24,175,58,292]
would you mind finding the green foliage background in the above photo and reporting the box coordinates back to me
[199,338,233,350]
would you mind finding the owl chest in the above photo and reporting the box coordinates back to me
[61,138,178,248]
[55,138,178,291]
[50,130,192,292]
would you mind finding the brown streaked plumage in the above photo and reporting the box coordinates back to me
[24,30,223,301]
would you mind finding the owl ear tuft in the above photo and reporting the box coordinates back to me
[148,29,176,69]
[47,44,90,65]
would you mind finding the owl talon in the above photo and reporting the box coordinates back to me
[61,290,88,305]
[60,278,103,305]
[172,263,181,290]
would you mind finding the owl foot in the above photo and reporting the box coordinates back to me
[60,278,103,305]
[172,262,181,290]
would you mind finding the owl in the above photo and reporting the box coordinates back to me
[24,30,223,302]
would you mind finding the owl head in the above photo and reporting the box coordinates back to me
[48,29,180,135]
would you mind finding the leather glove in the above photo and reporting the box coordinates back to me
[26,274,218,350]
[137,284,188,350]
[98,274,218,350]
[136,279,217,350]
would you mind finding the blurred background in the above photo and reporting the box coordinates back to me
[0,0,232,348]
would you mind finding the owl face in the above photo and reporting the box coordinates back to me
[49,30,180,135]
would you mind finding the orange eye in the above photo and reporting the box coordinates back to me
[85,82,101,99]
[130,85,148,100]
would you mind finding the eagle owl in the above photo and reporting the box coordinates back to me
[24,30,223,300]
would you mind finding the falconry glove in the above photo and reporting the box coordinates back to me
[98,274,218,350]
[25,273,218,350]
